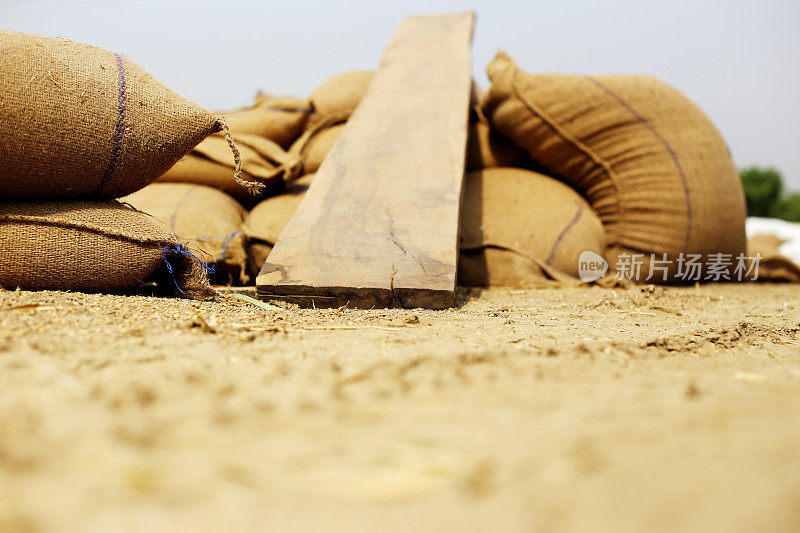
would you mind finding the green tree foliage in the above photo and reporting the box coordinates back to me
[772,193,800,222]
[740,166,784,217]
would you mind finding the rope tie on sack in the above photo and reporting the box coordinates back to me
[217,117,265,195]
[161,244,215,294]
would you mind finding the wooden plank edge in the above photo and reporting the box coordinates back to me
[256,284,454,310]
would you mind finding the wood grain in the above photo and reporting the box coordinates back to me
[257,12,474,309]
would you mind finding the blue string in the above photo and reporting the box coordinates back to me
[221,230,240,260]
[161,245,216,294]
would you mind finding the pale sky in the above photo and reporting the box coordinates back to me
[3,0,799,188]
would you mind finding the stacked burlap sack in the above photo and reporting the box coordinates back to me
[6,32,781,294]
[143,70,376,283]
[0,30,260,297]
[23,45,783,291]
[120,70,365,289]
[243,54,793,287]
[238,66,605,286]
[125,70,376,286]
[477,52,752,285]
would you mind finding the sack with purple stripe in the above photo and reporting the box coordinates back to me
[0,30,223,199]
[481,52,747,283]
[459,168,606,287]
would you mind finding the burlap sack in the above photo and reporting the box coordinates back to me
[288,123,345,175]
[0,30,222,199]
[243,174,315,277]
[221,95,312,149]
[242,168,603,286]
[122,183,249,285]
[459,248,581,288]
[308,71,374,126]
[0,201,213,297]
[466,108,531,171]
[746,234,800,282]
[290,70,375,174]
[481,52,747,283]
[158,133,302,204]
[459,168,606,287]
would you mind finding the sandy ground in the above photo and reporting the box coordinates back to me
[1,283,799,532]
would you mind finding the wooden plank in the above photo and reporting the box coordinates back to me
[256,12,474,309]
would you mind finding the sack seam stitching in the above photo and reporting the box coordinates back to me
[0,216,175,247]
[508,71,623,246]
[583,75,692,252]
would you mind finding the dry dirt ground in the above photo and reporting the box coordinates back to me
[1,283,799,532]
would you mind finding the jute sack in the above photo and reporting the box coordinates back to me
[481,52,747,282]
[308,71,374,127]
[158,133,302,204]
[288,123,346,175]
[242,168,603,287]
[243,174,315,277]
[459,168,605,287]
[0,201,213,297]
[122,183,249,284]
[222,95,313,149]
[466,107,531,171]
[0,30,225,199]
[746,234,800,282]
